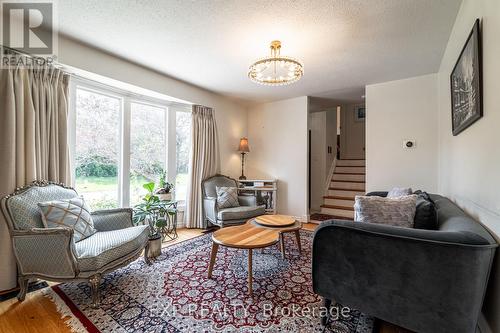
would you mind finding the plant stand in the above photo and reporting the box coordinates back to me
[158,204,178,241]
[147,235,162,259]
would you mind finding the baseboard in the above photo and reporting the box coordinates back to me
[478,312,492,333]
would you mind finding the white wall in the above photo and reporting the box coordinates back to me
[247,97,309,218]
[365,74,439,192]
[309,111,327,212]
[437,0,500,331]
[325,109,337,176]
[309,109,337,212]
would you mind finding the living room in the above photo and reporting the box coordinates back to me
[0,0,499,332]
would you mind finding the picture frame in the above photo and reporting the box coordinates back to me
[450,19,482,136]
[354,106,365,122]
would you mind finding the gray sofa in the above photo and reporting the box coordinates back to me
[312,192,497,333]
[202,174,265,228]
[0,181,150,308]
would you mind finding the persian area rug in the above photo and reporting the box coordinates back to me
[44,230,374,332]
[309,213,353,222]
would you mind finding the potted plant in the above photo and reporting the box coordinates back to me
[155,171,174,201]
[132,182,170,259]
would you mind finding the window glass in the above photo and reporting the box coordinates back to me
[175,111,191,203]
[130,102,167,206]
[75,89,120,210]
[72,83,191,210]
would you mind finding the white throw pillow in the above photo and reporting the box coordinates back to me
[216,186,240,209]
[387,187,413,198]
[354,195,418,228]
[38,197,96,242]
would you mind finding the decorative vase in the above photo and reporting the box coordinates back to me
[157,192,172,201]
[147,234,162,259]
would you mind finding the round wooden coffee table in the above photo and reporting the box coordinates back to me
[250,218,302,259]
[207,216,302,295]
[254,214,296,227]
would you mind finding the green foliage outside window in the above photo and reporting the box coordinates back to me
[76,155,118,177]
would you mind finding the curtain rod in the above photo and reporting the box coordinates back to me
[1,44,70,73]
[0,45,34,58]
[1,44,192,107]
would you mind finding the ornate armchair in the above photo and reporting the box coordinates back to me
[202,174,265,228]
[0,181,150,308]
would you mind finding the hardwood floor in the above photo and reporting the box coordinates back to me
[0,285,72,333]
[0,223,410,333]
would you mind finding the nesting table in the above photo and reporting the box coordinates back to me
[207,215,302,295]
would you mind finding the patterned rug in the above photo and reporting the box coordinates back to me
[44,230,374,332]
[310,213,353,222]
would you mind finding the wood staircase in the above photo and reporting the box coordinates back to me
[320,159,365,220]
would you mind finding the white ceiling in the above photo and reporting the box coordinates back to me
[57,0,462,104]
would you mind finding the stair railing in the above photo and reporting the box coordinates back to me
[324,158,337,196]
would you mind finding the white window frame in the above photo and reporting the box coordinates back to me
[69,78,189,208]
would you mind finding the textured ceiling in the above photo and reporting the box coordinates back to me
[57,0,462,104]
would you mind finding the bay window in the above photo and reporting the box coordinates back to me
[70,80,191,210]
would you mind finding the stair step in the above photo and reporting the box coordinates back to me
[324,195,356,200]
[328,189,365,197]
[336,159,366,167]
[330,183,365,191]
[323,197,354,207]
[332,173,365,182]
[335,172,366,175]
[335,166,366,174]
[320,207,355,218]
[331,179,365,183]
[321,204,354,211]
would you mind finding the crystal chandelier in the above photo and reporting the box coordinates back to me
[248,40,304,86]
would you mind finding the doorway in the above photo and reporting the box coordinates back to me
[339,103,366,160]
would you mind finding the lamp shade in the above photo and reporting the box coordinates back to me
[238,137,250,152]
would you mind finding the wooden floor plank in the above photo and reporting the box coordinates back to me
[0,288,72,333]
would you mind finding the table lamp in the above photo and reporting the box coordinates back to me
[238,137,250,180]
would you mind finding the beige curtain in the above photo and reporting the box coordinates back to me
[185,105,220,228]
[0,66,70,291]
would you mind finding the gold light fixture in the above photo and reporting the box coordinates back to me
[248,40,303,86]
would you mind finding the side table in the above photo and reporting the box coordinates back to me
[158,200,178,241]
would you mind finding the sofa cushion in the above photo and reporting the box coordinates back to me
[413,190,434,203]
[216,186,240,209]
[217,205,266,221]
[75,225,149,271]
[430,194,497,244]
[414,193,438,230]
[354,195,418,228]
[387,187,413,198]
[38,197,96,242]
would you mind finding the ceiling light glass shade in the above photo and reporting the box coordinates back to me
[248,40,303,86]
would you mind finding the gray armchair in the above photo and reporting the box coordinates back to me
[0,180,150,308]
[202,174,265,228]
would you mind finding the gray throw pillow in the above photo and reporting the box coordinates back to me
[354,195,418,228]
[413,192,438,230]
[216,186,240,209]
[38,197,96,242]
[387,187,413,198]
